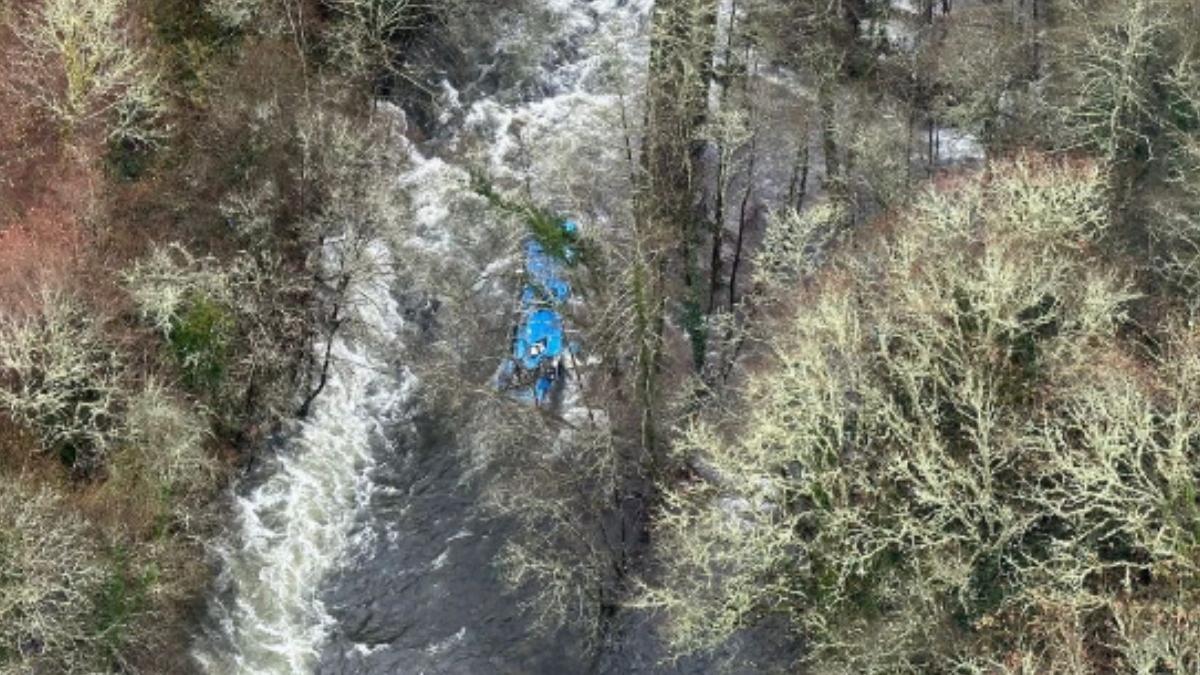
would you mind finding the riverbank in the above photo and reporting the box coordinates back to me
[0,2,424,672]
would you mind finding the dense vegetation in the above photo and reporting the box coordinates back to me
[3,0,1200,672]
[644,157,1200,671]
[0,0,503,671]
[632,0,1200,672]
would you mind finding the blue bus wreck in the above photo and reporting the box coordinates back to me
[497,220,580,406]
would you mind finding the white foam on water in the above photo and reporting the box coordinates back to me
[424,627,469,656]
[937,125,985,163]
[193,0,654,671]
[193,241,410,675]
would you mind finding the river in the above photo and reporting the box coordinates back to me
[193,1,657,673]
[188,0,980,670]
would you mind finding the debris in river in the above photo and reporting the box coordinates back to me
[498,218,581,406]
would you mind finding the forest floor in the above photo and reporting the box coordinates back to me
[0,26,88,309]
[0,16,231,673]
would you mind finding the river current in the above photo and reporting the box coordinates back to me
[193,1,658,673]
[189,0,980,670]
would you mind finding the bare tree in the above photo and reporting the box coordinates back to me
[0,486,107,674]
[325,0,435,96]
[6,0,163,142]
[637,157,1200,672]
[0,289,125,475]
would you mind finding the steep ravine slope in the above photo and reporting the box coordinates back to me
[194,1,659,673]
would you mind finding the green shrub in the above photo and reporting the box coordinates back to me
[106,135,155,181]
[169,294,233,391]
[525,208,579,262]
[145,0,240,99]
[91,546,154,663]
[680,298,707,369]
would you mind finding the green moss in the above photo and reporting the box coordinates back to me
[169,295,233,391]
[1166,85,1200,134]
[804,544,901,623]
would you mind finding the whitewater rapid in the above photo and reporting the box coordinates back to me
[193,240,413,674]
[193,1,653,672]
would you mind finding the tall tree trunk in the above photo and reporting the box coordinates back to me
[297,272,351,418]
[728,133,756,307]
[643,0,719,297]
[707,0,741,314]
[787,131,810,212]
[639,0,722,391]
[708,185,725,313]
[620,64,663,456]
[820,81,842,195]
[928,113,936,174]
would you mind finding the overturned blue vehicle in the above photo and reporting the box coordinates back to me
[497,219,580,406]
